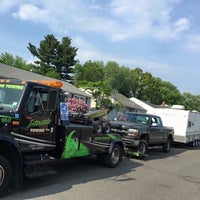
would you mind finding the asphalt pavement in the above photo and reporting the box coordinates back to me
[2,144,200,200]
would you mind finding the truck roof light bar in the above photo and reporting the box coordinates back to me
[31,80,63,88]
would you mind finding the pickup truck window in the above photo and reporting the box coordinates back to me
[118,113,149,125]
[151,116,162,126]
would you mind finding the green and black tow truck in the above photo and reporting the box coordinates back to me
[0,79,124,196]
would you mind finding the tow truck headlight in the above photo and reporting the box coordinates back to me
[127,129,139,136]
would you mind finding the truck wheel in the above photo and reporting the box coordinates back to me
[94,120,103,134]
[0,155,12,196]
[162,138,171,153]
[189,139,198,147]
[103,144,122,168]
[137,140,148,155]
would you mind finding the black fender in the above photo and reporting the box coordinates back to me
[0,131,22,155]
[0,132,23,190]
[108,138,124,154]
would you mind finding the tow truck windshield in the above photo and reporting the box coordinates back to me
[0,83,24,111]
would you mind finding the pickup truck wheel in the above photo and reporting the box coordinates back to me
[0,155,12,196]
[162,138,171,153]
[137,140,148,155]
[189,139,197,147]
[103,145,122,168]
[93,120,103,134]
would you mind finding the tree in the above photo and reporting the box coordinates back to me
[73,60,197,108]
[0,52,30,70]
[182,93,200,111]
[104,61,135,97]
[74,61,104,85]
[52,37,78,82]
[138,73,162,104]
[158,81,183,105]
[130,67,183,105]
[27,34,78,81]
[0,52,15,66]
[74,61,113,109]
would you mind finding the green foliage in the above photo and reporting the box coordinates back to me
[27,34,78,81]
[45,70,61,79]
[74,61,104,84]
[130,68,183,105]
[0,52,15,65]
[104,62,135,97]
[74,61,114,109]
[159,81,184,105]
[0,52,30,70]
[77,79,112,109]
[74,60,189,108]
[182,93,200,111]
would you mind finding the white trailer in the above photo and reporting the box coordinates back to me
[147,107,200,146]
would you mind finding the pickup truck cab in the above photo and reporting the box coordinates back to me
[109,112,174,155]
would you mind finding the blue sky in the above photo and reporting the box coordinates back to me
[1,0,200,95]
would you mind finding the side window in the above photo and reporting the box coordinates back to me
[25,90,37,113]
[156,117,162,126]
[151,117,158,126]
[25,88,57,113]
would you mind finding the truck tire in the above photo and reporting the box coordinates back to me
[0,155,12,196]
[93,120,103,134]
[103,144,122,168]
[162,138,171,153]
[137,140,148,155]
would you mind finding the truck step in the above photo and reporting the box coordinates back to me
[24,157,58,166]
[25,169,57,178]
[23,156,61,178]
[24,159,58,178]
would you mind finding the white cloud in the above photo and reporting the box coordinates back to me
[72,36,94,50]
[185,34,200,51]
[152,18,190,40]
[72,36,110,63]
[0,0,19,12]
[115,56,171,75]
[109,0,190,41]
[13,4,50,22]
[11,0,190,42]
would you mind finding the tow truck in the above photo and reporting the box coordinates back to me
[0,79,124,196]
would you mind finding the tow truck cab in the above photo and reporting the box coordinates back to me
[0,80,66,153]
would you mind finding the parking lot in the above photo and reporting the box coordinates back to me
[3,144,200,200]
